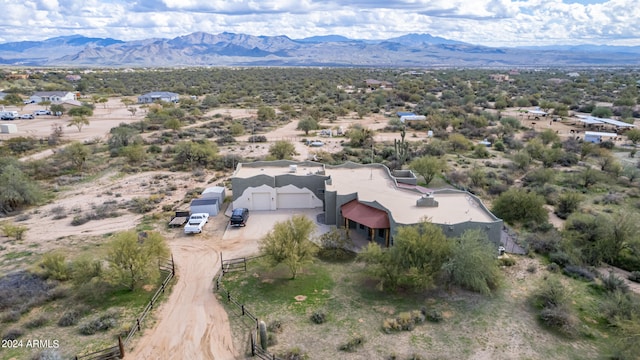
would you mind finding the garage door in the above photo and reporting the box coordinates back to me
[252,192,271,211]
[277,193,311,209]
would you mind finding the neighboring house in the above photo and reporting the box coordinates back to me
[65,74,82,81]
[29,91,77,104]
[231,161,503,247]
[137,91,179,104]
[365,79,393,90]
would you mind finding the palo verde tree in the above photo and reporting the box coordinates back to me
[106,230,170,291]
[357,221,450,291]
[297,117,319,135]
[409,156,447,186]
[67,116,90,132]
[491,188,548,226]
[0,158,42,214]
[442,229,502,295]
[268,140,297,160]
[259,215,318,279]
[63,141,90,171]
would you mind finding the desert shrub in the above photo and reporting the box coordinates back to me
[1,222,28,240]
[628,271,640,283]
[25,315,48,329]
[2,327,24,341]
[37,252,70,281]
[499,256,516,266]
[70,215,90,226]
[599,290,639,325]
[539,305,577,335]
[248,135,267,143]
[600,272,629,293]
[547,263,560,273]
[267,319,283,333]
[338,336,364,352]
[31,349,63,360]
[426,309,443,323]
[563,265,595,282]
[549,251,572,267]
[50,206,67,220]
[382,318,401,333]
[317,228,355,261]
[58,306,89,327]
[0,271,56,314]
[128,196,162,214]
[397,312,415,331]
[1,310,21,323]
[527,264,538,273]
[310,311,326,324]
[78,312,117,335]
[281,347,309,360]
[532,277,566,309]
[526,231,560,255]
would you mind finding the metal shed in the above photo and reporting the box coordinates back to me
[0,123,17,134]
[201,186,226,204]
[190,198,219,216]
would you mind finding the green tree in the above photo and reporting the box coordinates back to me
[409,156,447,186]
[555,192,583,219]
[164,118,182,131]
[174,141,219,168]
[50,104,65,116]
[257,106,276,121]
[491,188,548,226]
[106,230,170,291]
[121,143,147,164]
[297,117,318,135]
[230,122,245,136]
[259,215,318,279]
[0,160,42,214]
[442,229,502,295]
[448,133,472,152]
[268,140,297,160]
[67,116,90,132]
[625,129,640,145]
[357,221,450,291]
[512,150,532,171]
[64,141,89,170]
[539,129,560,145]
[68,106,94,117]
[591,106,613,118]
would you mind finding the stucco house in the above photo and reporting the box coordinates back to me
[231,161,503,247]
[137,91,179,104]
[29,91,77,104]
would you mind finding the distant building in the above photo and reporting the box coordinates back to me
[137,91,179,104]
[29,91,77,104]
[65,74,82,82]
[489,74,510,82]
[365,79,393,90]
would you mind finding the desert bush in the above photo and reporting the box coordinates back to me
[0,271,56,314]
[628,271,640,283]
[532,277,566,309]
[50,206,67,219]
[310,311,326,324]
[338,336,364,352]
[425,308,443,323]
[547,263,560,273]
[600,272,629,293]
[267,319,283,333]
[1,310,21,323]
[599,290,639,325]
[563,265,595,282]
[499,256,516,266]
[549,251,572,267]
[382,317,401,333]
[31,349,63,360]
[25,315,48,329]
[526,231,560,255]
[37,252,70,281]
[539,305,577,336]
[2,327,24,341]
[527,264,538,273]
[281,347,309,360]
[1,222,28,240]
[58,306,89,327]
[78,312,117,335]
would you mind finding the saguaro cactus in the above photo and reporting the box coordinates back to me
[259,320,268,350]
[394,126,409,165]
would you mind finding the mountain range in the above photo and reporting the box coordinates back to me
[1,32,640,67]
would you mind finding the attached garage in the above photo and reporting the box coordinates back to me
[252,192,271,211]
[277,193,312,209]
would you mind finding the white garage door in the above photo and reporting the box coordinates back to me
[277,193,311,209]
[252,192,271,211]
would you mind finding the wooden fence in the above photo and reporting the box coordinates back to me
[215,253,281,360]
[75,255,175,360]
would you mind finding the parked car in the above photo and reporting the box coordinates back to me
[20,114,34,119]
[33,110,52,116]
[184,213,209,234]
[230,208,249,227]
[0,115,15,120]
[23,100,35,104]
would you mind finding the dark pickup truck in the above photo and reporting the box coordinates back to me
[168,211,191,227]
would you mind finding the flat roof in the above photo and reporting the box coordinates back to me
[235,163,325,177]
[324,166,496,225]
[585,131,618,137]
[576,115,635,127]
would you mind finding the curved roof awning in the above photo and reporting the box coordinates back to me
[341,200,390,229]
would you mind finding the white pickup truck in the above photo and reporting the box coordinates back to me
[184,213,209,234]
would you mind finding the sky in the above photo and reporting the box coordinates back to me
[0,0,639,47]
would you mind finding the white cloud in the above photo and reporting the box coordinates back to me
[0,0,638,46]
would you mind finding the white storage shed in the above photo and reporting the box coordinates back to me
[201,186,226,204]
[190,198,219,216]
[0,123,17,134]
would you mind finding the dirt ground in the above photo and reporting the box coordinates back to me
[2,101,637,359]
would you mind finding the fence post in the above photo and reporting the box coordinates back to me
[251,333,255,356]
[241,304,245,316]
[118,335,125,359]
[137,319,141,331]
[171,254,175,275]
[227,292,231,301]
[220,252,224,274]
